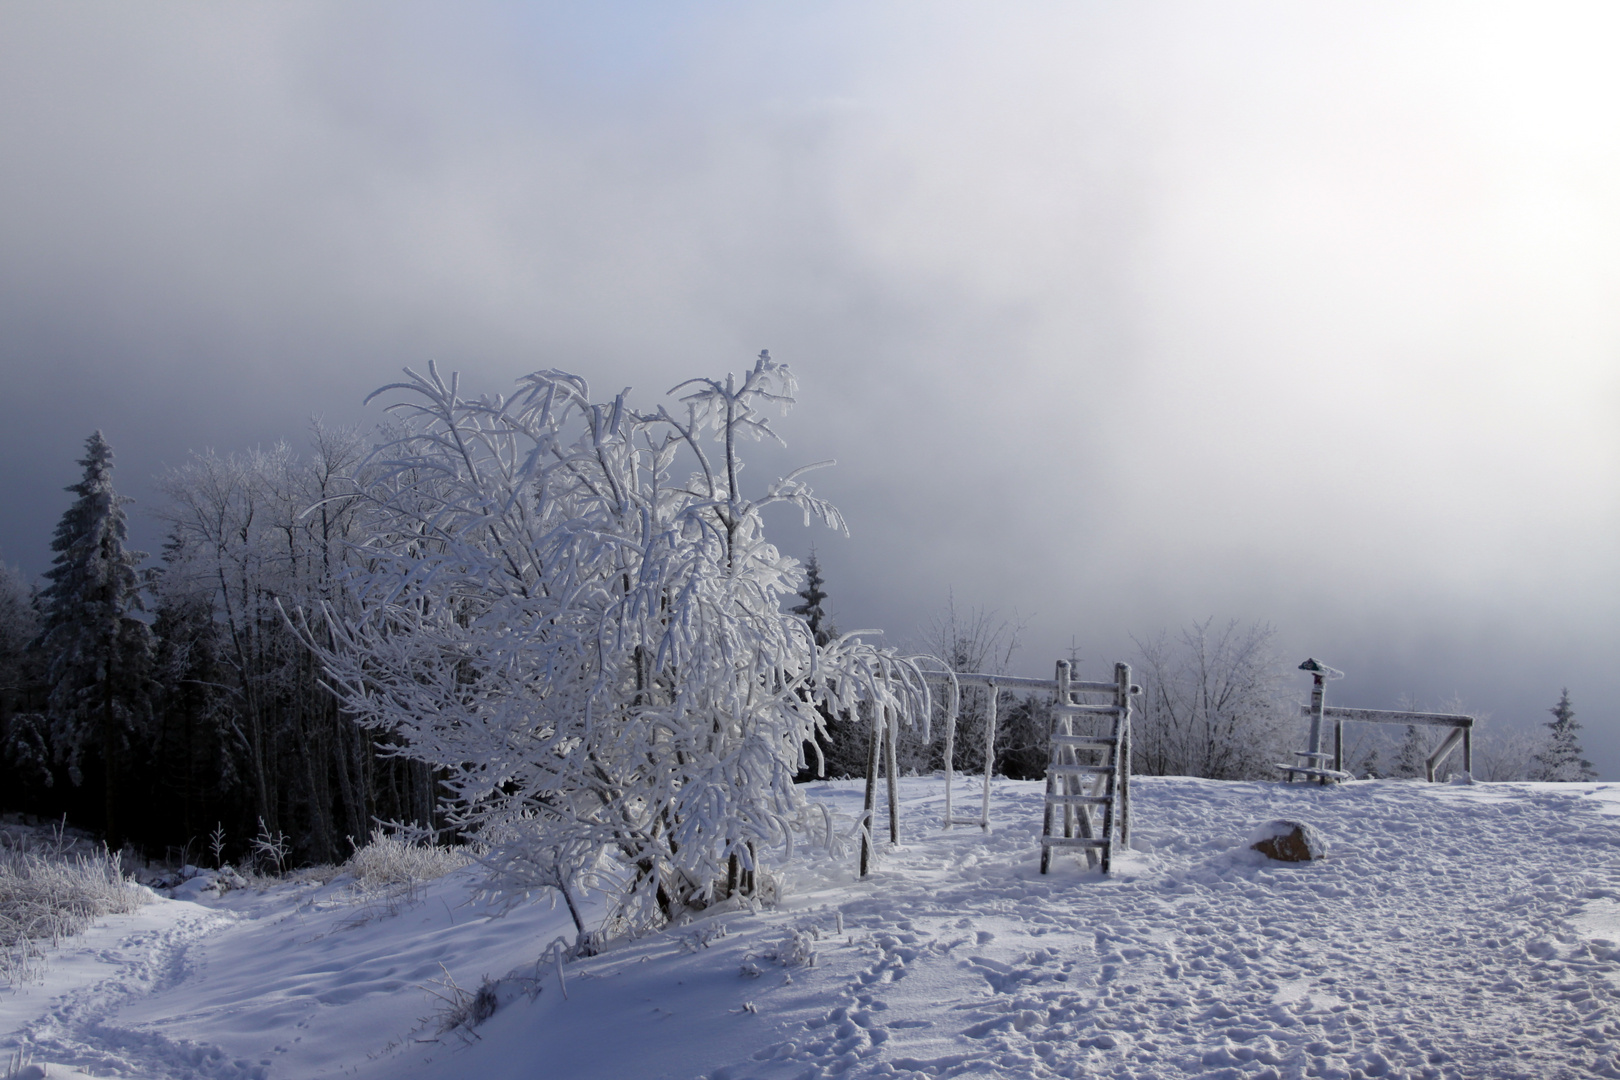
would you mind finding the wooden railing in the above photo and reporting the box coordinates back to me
[1308,705,1475,782]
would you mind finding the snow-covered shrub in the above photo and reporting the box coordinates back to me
[0,828,147,984]
[344,827,469,892]
[300,354,928,934]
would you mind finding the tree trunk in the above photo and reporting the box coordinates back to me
[102,662,121,851]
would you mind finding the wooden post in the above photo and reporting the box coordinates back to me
[1463,724,1473,775]
[1307,671,1327,780]
[941,676,957,829]
[1116,661,1132,849]
[980,681,997,832]
[1425,725,1469,782]
[885,707,901,845]
[1058,661,1075,839]
[1333,717,1344,775]
[860,702,882,877]
[1042,660,1068,875]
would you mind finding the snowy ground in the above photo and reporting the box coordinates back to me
[5,776,1620,1080]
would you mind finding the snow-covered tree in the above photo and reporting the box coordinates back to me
[1531,689,1595,781]
[37,432,152,848]
[994,694,1055,781]
[1130,619,1292,781]
[895,596,1025,776]
[1392,725,1427,779]
[301,355,928,933]
[0,559,38,714]
[147,529,235,843]
[1470,725,1535,782]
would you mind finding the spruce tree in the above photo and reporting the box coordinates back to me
[791,550,833,646]
[1393,725,1427,779]
[789,551,867,779]
[1531,689,1595,782]
[38,432,151,848]
[0,560,47,801]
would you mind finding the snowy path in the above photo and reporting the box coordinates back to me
[2,874,582,1079]
[0,901,244,1079]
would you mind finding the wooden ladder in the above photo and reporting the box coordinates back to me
[1040,661,1134,874]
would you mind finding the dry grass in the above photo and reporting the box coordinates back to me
[322,827,471,926]
[343,827,469,893]
[0,824,148,985]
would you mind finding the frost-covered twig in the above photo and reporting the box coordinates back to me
[251,817,291,877]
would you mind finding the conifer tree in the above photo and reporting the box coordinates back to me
[38,432,151,848]
[1393,725,1427,779]
[0,560,46,799]
[1531,689,1595,782]
[788,551,871,780]
[791,551,834,647]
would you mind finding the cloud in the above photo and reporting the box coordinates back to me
[2,1,1617,767]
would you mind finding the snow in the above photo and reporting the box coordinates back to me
[6,776,1620,1079]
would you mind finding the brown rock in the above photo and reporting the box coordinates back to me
[1249,820,1323,862]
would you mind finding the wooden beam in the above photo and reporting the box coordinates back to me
[1307,706,1474,728]
[920,670,1118,694]
[980,684,996,832]
[860,703,881,878]
[885,707,900,845]
[1426,725,1468,782]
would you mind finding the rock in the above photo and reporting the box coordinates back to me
[171,874,223,902]
[1249,820,1323,862]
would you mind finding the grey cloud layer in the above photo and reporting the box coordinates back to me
[2,2,1616,766]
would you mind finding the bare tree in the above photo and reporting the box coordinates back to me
[1470,724,1536,782]
[1130,618,1292,781]
[897,595,1027,776]
[154,423,429,863]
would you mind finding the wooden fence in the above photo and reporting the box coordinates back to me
[857,664,1134,875]
[1281,658,1474,782]
[1310,705,1475,781]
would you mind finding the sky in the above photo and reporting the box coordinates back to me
[1,3,1616,769]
